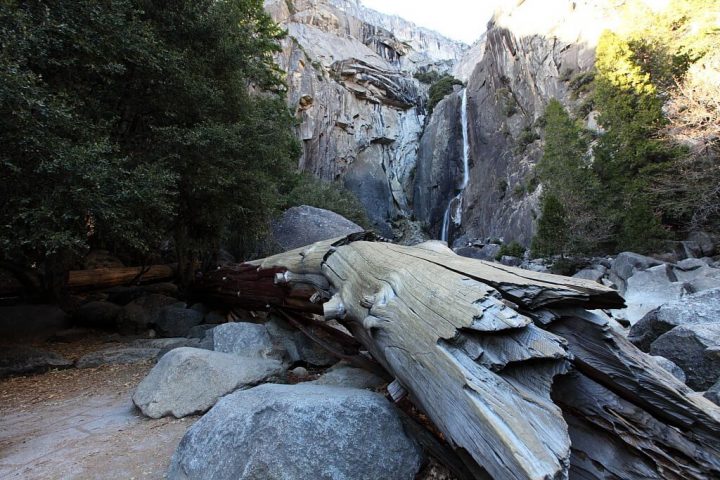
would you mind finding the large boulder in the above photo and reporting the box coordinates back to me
[154,306,204,338]
[76,346,160,369]
[650,322,720,391]
[213,322,277,359]
[73,300,122,328]
[0,346,72,378]
[116,294,178,334]
[688,231,716,257]
[611,264,691,325]
[133,347,283,419]
[650,355,686,383]
[168,384,423,480]
[270,206,363,252]
[609,252,663,294]
[629,288,720,351]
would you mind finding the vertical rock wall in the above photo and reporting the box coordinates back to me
[264,0,466,236]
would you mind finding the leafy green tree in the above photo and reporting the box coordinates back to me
[533,100,609,255]
[428,74,463,112]
[0,0,301,291]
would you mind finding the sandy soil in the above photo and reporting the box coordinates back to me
[0,344,197,480]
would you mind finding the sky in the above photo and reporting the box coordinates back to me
[360,0,503,44]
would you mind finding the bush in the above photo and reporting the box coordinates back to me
[428,75,463,113]
[495,241,526,260]
[282,174,371,229]
[414,70,442,85]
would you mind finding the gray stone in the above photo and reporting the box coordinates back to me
[213,322,276,359]
[705,380,720,406]
[688,231,716,257]
[186,325,214,339]
[76,347,160,369]
[116,294,178,334]
[266,316,336,367]
[133,347,283,419]
[629,288,720,351]
[312,362,386,390]
[73,301,122,328]
[132,337,200,353]
[0,346,72,378]
[499,255,522,267]
[573,267,606,283]
[270,206,363,252]
[154,306,204,338]
[676,258,711,270]
[611,264,692,325]
[290,366,309,378]
[609,252,663,294]
[168,383,423,480]
[650,355,686,383]
[650,322,720,390]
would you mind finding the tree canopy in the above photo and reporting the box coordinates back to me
[1,0,307,289]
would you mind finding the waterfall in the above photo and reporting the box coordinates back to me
[441,88,470,243]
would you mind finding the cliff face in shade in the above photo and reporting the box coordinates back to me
[416,0,621,246]
[264,0,466,235]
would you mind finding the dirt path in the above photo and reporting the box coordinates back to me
[0,354,197,479]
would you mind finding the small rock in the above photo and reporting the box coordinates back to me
[213,322,276,359]
[650,322,720,391]
[291,366,309,378]
[76,347,160,369]
[650,355,686,383]
[168,384,423,480]
[312,362,386,390]
[455,243,501,261]
[116,294,178,334]
[154,306,204,338]
[73,301,122,328]
[133,347,283,418]
[0,346,72,378]
[266,316,336,366]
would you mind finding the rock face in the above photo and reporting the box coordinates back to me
[415,1,621,244]
[168,383,423,480]
[270,206,363,251]
[133,347,283,419]
[650,322,720,391]
[264,0,465,235]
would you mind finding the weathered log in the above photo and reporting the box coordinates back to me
[194,234,720,480]
[66,264,175,290]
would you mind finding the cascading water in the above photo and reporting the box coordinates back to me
[441,88,470,243]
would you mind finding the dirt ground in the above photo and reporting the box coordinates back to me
[0,340,198,480]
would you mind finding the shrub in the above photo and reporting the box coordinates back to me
[495,241,526,260]
[428,75,463,113]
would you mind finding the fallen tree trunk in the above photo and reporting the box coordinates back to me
[193,233,720,480]
[66,264,175,290]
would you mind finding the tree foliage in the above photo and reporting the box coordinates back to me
[533,0,718,256]
[0,0,301,289]
[428,74,463,113]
